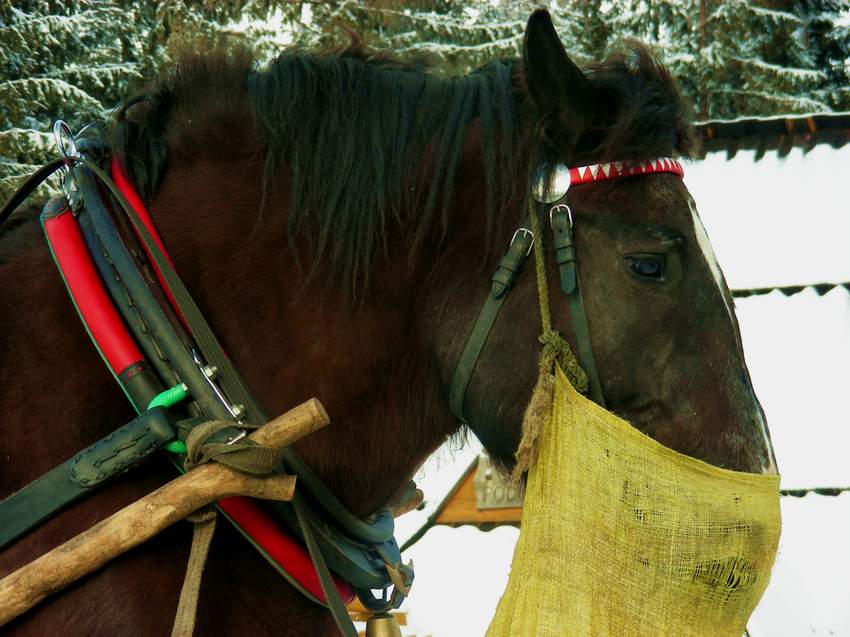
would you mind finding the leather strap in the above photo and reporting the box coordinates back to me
[0,159,65,227]
[79,159,371,632]
[450,224,534,422]
[2,146,402,631]
[550,205,605,406]
[0,407,175,550]
[101,149,398,546]
[76,165,236,422]
[293,499,358,637]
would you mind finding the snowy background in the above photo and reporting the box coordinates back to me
[390,143,850,637]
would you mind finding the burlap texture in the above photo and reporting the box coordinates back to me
[487,365,781,637]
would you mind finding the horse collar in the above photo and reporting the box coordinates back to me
[0,127,412,636]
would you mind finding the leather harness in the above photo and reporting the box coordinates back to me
[0,125,413,637]
[0,120,685,632]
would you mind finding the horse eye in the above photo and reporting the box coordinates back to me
[624,255,665,280]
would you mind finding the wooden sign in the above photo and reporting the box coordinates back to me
[433,455,522,528]
[474,454,524,510]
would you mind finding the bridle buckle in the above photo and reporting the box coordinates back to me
[510,227,534,256]
[549,203,573,228]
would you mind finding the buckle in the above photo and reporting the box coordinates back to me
[510,227,534,256]
[549,203,573,228]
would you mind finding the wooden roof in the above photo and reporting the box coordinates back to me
[432,455,522,529]
[695,112,850,160]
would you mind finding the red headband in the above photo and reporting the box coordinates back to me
[570,157,684,185]
[533,157,684,203]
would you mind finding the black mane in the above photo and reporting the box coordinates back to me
[113,38,695,291]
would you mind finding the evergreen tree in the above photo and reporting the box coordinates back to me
[705,0,827,117]
[0,0,308,201]
[794,0,850,110]
[2,0,846,203]
[610,0,702,113]
[0,0,142,199]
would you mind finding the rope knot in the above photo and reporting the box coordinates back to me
[538,329,588,394]
[183,419,283,475]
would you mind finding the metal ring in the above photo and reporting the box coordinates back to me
[53,120,80,160]
[510,227,534,256]
[549,203,573,228]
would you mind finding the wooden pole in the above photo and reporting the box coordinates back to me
[0,398,329,626]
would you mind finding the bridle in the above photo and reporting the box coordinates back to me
[449,156,685,424]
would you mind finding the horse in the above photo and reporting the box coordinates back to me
[0,9,776,636]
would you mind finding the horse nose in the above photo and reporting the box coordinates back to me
[739,369,778,475]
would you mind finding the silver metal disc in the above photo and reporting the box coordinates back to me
[531,162,571,203]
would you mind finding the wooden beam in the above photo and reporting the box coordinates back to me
[0,398,329,626]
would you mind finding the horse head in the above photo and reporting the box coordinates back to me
[436,10,776,478]
[109,10,777,523]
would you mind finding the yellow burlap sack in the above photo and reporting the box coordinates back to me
[488,365,781,637]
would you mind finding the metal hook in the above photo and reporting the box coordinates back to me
[191,348,246,424]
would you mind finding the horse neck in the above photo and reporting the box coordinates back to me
[143,136,505,516]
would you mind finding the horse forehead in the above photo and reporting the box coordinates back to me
[687,198,734,321]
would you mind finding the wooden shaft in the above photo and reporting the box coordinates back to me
[0,398,329,626]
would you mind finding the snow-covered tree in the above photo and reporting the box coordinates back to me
[2,0,844,203]
[794,0,850,110]
[0,1,144,199]
[705,0,827,117]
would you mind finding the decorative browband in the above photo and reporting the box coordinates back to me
[532,157,685,203]
[571,157,684,184]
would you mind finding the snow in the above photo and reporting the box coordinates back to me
[714,88,830,111]
[697,111,850,124]
[221,8,296,54]
[398,33,522,55]
[685,145,850,288]
[749,6,801,23]
[732,55,823,80]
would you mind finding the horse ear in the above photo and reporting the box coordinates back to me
[523,9,595,152]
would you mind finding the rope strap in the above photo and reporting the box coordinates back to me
[513,202,586,481]
[170,420,286,636]
[171,508,217,637]
[528,200,587,390]
[183,420,284,475]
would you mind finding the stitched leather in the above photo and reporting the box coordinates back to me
[0,408,175,550]
[71,406,176,487]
